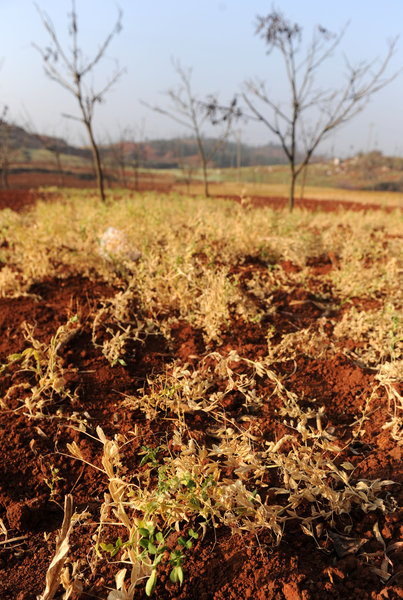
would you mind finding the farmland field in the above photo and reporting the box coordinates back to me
[0,188,402,599]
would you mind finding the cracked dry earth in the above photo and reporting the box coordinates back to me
[0,190,402,600]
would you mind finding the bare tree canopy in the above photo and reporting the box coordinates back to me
[34,0,124,201]
[145,60,240,197]
[243,8,399,210]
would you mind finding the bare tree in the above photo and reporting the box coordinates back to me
[105,123,147,190]
[34,1,124,202]
[104,129,128,188]
[0,106,12,189]
[243,9,399,210]
[46,138,66,187]
[145,60,239,197]
[129,123,148,191]
[174,139,198,192]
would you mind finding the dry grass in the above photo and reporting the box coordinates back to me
[67,349,398,595]
[0,188,402,596]
[0,318,79,416]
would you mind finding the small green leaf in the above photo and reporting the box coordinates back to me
[170,549,184,565]
[139,527,151,537]
[170,566,184,586]
[189,529,199,540]
[148,542,157,555]
[114,537,123,551]
[178,536,192,549]
[154,553,164,566]
[99,538,123,557]
[145,569,157,596]
[155,531,164,544]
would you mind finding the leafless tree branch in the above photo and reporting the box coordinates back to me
[144,60,239,196]
[34,0,124,201]
[244,8,400,210]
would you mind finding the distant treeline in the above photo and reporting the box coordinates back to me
[4,121,298,168]
[135,137,293,169]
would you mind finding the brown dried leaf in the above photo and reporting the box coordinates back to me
[328,530,368,558]
[38,494,74,600]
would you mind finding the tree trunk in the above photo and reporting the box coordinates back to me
[133,165,139,191]
[92,142,105,202]
[196,135,209,197]
[54,151,65,187]
[289,170,296,211]
[202,160,209,197]
[85,121,106,202]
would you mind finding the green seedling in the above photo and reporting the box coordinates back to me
[0,347,42,376]
[137,521,167,596]
[44,465,63,499]
[99,516,200,596]
[111,357,128,367]
[99,520,167,595]
[139,445,161,468]
[170,529,199,586]
[169,549,185,585]
[100,536,125,558]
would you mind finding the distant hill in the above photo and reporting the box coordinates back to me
[2,121,294,168]
[2,121,90,159]
[3,120,403,193]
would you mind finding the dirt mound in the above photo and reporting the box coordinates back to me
[0,189,42,213]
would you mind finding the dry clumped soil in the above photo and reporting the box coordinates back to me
[0,189,402,600]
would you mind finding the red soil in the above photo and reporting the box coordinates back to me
[0,189,401,600]
[224,194,401,213]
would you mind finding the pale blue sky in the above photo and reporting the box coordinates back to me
[1,0,402,156]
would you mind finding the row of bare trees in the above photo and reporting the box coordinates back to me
[4,2,397,209]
